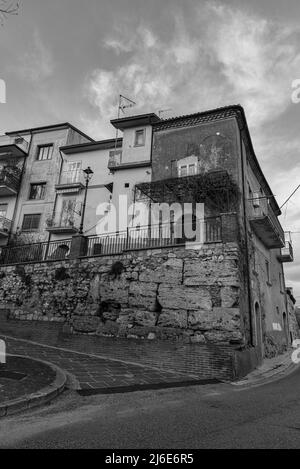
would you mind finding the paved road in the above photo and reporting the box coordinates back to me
[0,367,300,449]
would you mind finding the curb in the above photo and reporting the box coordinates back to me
[0,355,67,418]
[231,352,300,389]
[77,378,222,396]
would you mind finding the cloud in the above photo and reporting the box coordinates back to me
[15,30,54,83]
[83,2,300,139]
[82,1,300,298]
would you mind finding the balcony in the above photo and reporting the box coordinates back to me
[0,216,11,238]
[278,233,294,262]
[55,170,85,194]
[0,135,29,158]
[247,197,285,249]
[0,168,21,196]
[45,211,80,234]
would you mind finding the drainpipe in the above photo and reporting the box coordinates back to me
[45,148,65,258]
[8,131,34,245]
[239,127,255,347]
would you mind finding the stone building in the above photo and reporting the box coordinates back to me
[0,105,297,378]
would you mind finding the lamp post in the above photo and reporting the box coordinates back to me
[79,166,94,235]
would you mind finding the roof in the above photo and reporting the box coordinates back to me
[6,122,94,143]
[153,105,238,131]
[61,138,123,154]
[111,113,161,131]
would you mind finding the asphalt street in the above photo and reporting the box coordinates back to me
[0,367,300,449]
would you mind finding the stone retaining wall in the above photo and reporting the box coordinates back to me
[0,243,247,348]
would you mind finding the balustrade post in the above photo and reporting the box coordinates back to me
[69,234,88,259]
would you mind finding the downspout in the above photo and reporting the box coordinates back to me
[47,148,65,244]
[239,127,255,347]
[8,131,34,244]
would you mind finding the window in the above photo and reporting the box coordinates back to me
[66,162,82,184]
[179,165,187,177]
[22,214,41,232]
[179,163,197,177]
[109,150,122,167]
[189,164,196,175]
[0,204,8,218]
[29,183,46,200]
[134,129,146,147]
[37,144,53,161]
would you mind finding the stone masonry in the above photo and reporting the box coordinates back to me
[0,242,246,347]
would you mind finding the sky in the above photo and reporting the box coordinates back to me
[1,0,300,301]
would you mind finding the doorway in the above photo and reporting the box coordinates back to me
[254,302,264,359]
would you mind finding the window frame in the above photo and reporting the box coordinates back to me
[134,129,146,147]
[36,144,54,161]
[21,213,42,232]
[29,182,47,201]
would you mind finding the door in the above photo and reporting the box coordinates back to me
[60,198,77,228]
[255,302,264,359]
[67,162,82,184]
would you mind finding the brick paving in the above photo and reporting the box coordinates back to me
[0,334,211,394]
[0,319,234,379]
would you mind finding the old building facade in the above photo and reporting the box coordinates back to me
[0,105,297,376]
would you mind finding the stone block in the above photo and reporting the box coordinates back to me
[188,307,240,331]
[158,309,188,328]
[129,282,158,311]
[184,258,239,286]
[158,285,212,311]
[221,286,239,308]
[139,258,183,285]
[99,279,129,306]
[204,330,243,344]
[133,311,157,327]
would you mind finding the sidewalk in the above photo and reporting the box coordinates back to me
[232,350,298,388]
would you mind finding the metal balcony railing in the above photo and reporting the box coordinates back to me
[0,239,72,265]
[0,168,21,193]
[86,217,223,257]
[57,170,85,186]
[0,135,29,154]
[46,211,81,232]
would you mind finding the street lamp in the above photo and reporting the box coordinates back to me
[79,166,94,235]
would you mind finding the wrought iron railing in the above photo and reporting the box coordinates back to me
[86,218,222,257]
[57,170,85,186]
[0,135,29,153]
[0,239,72,265]
[46,211,81,231]
[0,169,21,193]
